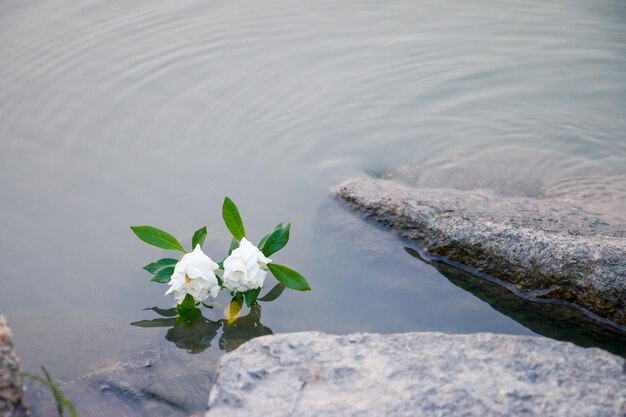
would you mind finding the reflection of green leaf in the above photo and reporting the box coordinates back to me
[131,318,177,328]
[258,283,286,302]
[144,306,178,317]
[227,295,243,322]
[268,263,311,291]
[260,223,290,257]
[258,223,283,249]
[192,226,207,249]
[243,288,261,307]
[151,266,174,283]
[222,197,246,240]
[143,258,178,274]
[219,304,272,352]
[131,226,186,252]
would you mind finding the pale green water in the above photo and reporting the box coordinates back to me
[1,0,625,386]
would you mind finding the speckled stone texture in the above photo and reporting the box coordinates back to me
[0,315,28,417]
[206,331,626,417]
[334,177,626,325]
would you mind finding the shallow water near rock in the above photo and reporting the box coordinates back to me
[1,0,625,411]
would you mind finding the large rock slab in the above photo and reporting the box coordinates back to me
[334,177,626,325]
[206,331,626,417]
[0,315,28,417]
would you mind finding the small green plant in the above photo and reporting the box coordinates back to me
[22,366,78,417]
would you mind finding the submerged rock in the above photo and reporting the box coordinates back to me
[334,177,626,326]
[0,315,28,417]
[206,331,626,417]
[27,344,219,417]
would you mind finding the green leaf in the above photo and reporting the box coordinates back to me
[177,294,196,312]
[258,223,283,249]
[260,223,291,257]
[131,226,186,252]
[42,366,63,417]
[192,226,207,249]
[143,258,178,274]
[177,306,201,322]
[267,263,311,291]
[243,288,261,307]
[222,197,246,240]
[151,266,174,283]
[258,283,286,302]
[22,368,78,417]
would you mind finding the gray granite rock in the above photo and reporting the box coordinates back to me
[206,331,626,417]
[0,315,28,417]
[334,177,626,325]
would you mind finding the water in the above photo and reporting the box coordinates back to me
[1,0,625,388]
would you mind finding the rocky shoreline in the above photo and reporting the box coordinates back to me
[334,177,626,326]
[0,315,28,417]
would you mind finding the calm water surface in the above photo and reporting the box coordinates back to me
[1,0,625,382]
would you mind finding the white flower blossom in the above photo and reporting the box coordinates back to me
[165,245,220,304]
[223,238,272,292]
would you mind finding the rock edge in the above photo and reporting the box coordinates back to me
[0,315,28,417]
[334,177,626,326]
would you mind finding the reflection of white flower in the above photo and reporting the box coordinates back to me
[165,245,220,304]
[223,238,272,292]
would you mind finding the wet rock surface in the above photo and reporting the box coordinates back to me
[334,177,626,325]
[27,344,219,417]
[206,331,626,417]
[0,315,28,417]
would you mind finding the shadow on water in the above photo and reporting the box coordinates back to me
[130,284,283,353]
[405,247,626,358]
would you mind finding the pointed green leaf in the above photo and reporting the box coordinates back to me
[131,226,186,252]
[258,223,283,249]
[243,288,261,307]
[258,283,286,302]
[192,226,207,249]
[151,266,174,283]
[267,263,311,291]
[222,197,246,240]
[260,223,290,257]
[143,258,178,274]
[177,294,196,312]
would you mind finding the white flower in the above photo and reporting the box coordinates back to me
[223,238,272,292]
[165,245,220,304]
